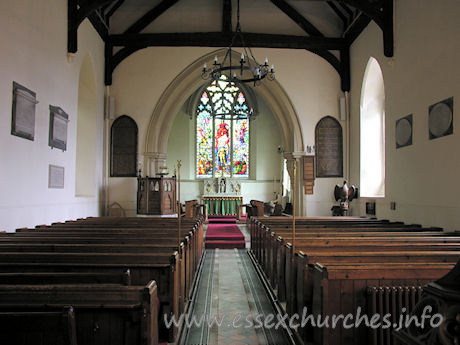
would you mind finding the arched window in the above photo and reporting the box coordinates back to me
[196,76,250,178]
[360,57,385,197]
[111,115,138,177]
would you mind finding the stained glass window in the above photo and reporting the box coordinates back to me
[196,76,250,178]
[233,119,249,176]
[196,92,213,177]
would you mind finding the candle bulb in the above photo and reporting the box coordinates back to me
[265,57,268,64]
[271,64,275,72]
[214,55,218,64]
[241,53,244,61]
[203,63,207,70]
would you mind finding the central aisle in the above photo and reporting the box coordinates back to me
[180,249,290,345]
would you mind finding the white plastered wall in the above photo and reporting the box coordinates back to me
[108,47,345,216]
[349,0,460,230]
[0,0,105,231]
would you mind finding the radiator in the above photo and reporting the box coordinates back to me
[367,286,424,345]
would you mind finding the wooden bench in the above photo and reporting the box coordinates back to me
[3,228,201,309]
[0,307,77,345]
[0,216,205,344]
[0,281,158,345]
[309,263,453,345]
[250,217,460,345]
[0,271,131,285]
[260,230,459,294]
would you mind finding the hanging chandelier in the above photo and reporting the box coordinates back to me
[201,0,275,87]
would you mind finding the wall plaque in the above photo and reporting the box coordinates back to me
[48,165,65,189]
[395,114,413,148]
[315,116,343,177]
[49,105,69,151]
[11,82,38,141]
[429,97,453,140]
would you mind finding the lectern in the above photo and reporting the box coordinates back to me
[137,177,176,215]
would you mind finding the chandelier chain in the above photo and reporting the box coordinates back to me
[201,0,275,86]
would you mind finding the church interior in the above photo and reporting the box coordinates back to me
[0,1,459,344]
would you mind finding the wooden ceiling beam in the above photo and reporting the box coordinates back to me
[326,1,348,27]
[77,0,116,25]
[382,0,394,56]
[336,0,383,27]
[68,0,78,52]
[124,0,179,34]
[105,0,125,21]
[340,47,350,91]
[222,0,232,32]
[69,0,116,52]
[108,32,347,50]
[324,0,393,56]
[311,0,383,28]
[270,0,350,90]
[106,46,145,84]
[270,0,324,37]
[88,11,109,40]
[344,13,371,44]
[337,2,354,18]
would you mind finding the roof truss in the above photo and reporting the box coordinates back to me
[68,0,394,91]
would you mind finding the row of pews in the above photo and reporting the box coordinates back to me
[250,216,460,345]
[0,216,205,345]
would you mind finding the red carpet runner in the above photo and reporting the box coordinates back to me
[205,217,245,249]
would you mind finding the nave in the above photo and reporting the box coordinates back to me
[180,248,290,345]
[0,212,459,345]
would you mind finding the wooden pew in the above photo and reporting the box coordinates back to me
[0,271,131,285]
[6,224,203,307]
[0,224,204,342]
[0,217,204,343]
[0,307,77,345]
[309,263,453,345]
[0,239,192,322]
[250,217,460,345]
[262,231,459,298]
[0,281,159,345]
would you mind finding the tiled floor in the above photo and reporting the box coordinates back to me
[180,224,289,345]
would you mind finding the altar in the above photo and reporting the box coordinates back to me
[202,178,242,216]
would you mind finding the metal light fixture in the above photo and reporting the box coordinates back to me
[201,0,275,87]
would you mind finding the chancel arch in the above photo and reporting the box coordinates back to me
[142,49,304,177]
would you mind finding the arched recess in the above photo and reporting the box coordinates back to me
[143,48,304,175]
[360,57,385,197]
[75,54,97,197]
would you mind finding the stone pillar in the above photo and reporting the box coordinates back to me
[284,152,304,216]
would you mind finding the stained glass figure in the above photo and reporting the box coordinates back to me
[196,91,213,177]
[196,76,250,178]
[215,120,231,176]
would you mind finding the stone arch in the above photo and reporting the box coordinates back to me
[143,48,304,175]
